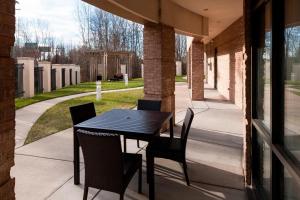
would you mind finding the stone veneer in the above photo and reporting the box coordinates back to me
[143,23,176,116]
[0,0,16,199]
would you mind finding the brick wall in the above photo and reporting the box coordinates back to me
[143,23,175,115]
[206,17,245,109]
[0,0,16,199]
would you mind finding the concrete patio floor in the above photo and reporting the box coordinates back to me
[12,83,247,200]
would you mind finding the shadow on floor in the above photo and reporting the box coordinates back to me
[171,126,243,149]
[124,169,246,200]
[153,159,244,190]
[203,98,233,104]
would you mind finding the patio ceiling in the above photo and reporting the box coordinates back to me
[83,0,243,41]
[171,0,243,42]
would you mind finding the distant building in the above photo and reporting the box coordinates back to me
[83,50,142,81]
[16,57,80,98]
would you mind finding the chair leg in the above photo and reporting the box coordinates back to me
[83,186,88,200]
[138,162,142,193]
[137,140,140,148]
[123,137,127,153]
[182,161,190,186]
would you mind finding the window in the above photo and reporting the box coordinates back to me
[284,0,300,164]
[255,135,271,199]
[256,2,272,129]
[251,0,300,199]
[284,169,300,199]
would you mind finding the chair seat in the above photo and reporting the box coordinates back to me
[146,137,184,161]
[122,153,142,184]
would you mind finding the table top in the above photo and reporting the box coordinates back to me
[74,109,172,138]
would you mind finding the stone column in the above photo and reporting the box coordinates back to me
[0,0,16,199]
[17,57,35,97]
[191,39,204,100]
[39,61,52,92]
[143,23,175,115]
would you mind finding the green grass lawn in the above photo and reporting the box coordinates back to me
[15,78,144,109]
[286,80,300,90]
[293,91,300,96]
[175,75,187,82]
[25,89,144,144]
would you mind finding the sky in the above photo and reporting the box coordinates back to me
[16,0,91,45]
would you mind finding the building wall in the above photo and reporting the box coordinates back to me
[206,45,215,87]
[87,52,141,81]
[0,0,16,199]
[206,17,245,109]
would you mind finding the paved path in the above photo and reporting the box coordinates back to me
[15,87,143,148]
[13,83,246,200]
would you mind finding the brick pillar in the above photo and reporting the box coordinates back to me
[143,23,175,116]
[187,47,192,89]
[191,39,204,100]
[0,0,16,200]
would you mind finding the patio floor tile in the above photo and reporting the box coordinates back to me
[12,155,77,200]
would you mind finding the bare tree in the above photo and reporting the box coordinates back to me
[175,34,187,62]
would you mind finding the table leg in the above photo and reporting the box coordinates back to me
[74,129,80,185]
[169,116,174,139]
[147,154,155,200]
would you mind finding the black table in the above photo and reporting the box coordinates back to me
[73,109,173,199]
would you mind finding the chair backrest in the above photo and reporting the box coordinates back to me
[180,108,194,149]
[137,99,161,111]
[69,102,96,125]
[77,132,123,193]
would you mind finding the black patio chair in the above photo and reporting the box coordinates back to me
[70,102,96,185]
[69,102,96,126]
[146,108,194,187]
[123,99,162,152]
[77,131,142,200]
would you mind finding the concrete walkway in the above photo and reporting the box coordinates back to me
[12,83,246,200]
[15,87,143,148]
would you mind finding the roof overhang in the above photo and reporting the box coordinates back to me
[83,0,209,37]
[83,0,244,42]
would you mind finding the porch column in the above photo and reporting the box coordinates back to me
[143,23,175,115]
[0,0,16,199]
[187,47,192,89]
[191,39,204,100]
